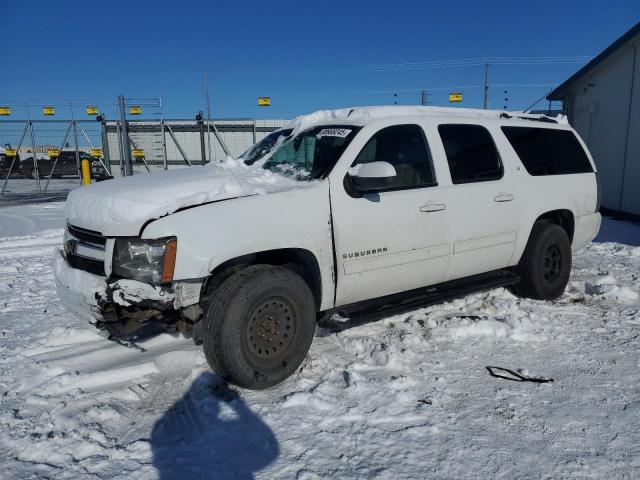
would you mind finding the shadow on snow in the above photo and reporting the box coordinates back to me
[151,372,279,479]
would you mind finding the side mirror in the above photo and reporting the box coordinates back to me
[349,161,397,192]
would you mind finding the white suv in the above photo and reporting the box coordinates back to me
[55,106,601,389]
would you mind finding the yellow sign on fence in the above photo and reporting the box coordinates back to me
[4,148,17,157]
[86,106,98,115]
[90,148,103,157]
[129,106,142,115]
[132,149,145,158]
[0,106,11,115]
[47,149,60,157]
[258,97,271,107]
[43,106,56,115]
[449,93,463,103]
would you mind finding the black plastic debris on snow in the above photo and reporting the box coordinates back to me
[486,366,554,383]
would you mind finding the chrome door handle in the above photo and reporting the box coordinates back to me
[494,193,515,202]
[420,202,446,213]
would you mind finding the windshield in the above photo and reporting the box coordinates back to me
[243,125,360,180]
[241,129,292,165]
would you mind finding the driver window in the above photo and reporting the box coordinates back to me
[352,124,437,189]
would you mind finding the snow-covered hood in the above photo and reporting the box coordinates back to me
[65,158,303,236]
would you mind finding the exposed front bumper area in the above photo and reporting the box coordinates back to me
[54,249,105,324]
[54,249,203,338]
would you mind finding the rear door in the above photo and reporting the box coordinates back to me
[434,123,519,280]
[329,121,451,307]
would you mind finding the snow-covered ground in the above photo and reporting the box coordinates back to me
[1,202,639,479]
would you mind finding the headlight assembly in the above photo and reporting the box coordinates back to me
[113,237,177,284]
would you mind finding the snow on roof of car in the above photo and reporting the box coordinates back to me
[286,105,568,134]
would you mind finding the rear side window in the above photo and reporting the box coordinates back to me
[501,127,593,176]
[437,124,503,184]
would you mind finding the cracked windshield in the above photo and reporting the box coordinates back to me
[243,126,360,180]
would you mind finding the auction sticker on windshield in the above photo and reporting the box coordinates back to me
[316,128,352,138]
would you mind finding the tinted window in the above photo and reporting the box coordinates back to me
[501,127,593,176]
[438,124,503,184]
[352,124,436,189]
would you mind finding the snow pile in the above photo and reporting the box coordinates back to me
[568,275,640,305]
[386,288,550,343]
[65,157,303,232]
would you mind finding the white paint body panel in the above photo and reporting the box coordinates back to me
[426,121,519,280]
[142,183,337,310]
[328,117,451,306]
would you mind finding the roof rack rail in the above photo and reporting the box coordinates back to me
[500,111,558,123]
[517,115,558,124]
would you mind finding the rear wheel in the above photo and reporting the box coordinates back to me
[513,222,572,300]
[202,265,316,389]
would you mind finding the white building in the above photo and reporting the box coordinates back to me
[548,22,640,218]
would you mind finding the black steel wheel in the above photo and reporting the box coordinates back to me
[513,222,572,300]
[543,244,563,283]
[245,297,296,362]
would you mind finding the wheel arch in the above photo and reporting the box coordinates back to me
[512,208,575,266]
[534,209,575,242]
[203,248,323,310]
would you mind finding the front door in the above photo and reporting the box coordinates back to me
[330,122,451,307]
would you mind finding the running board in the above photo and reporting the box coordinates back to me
[319,269,519,332]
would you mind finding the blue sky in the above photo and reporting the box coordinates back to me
[0,0,638,120]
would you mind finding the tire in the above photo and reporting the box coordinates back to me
[513,222,572,300]
[202,265,316,390]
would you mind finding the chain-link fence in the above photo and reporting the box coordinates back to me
[0,117,287,203]
[104,118,287,177]
[0,120,104,202]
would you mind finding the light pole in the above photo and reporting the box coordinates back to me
[483,63,490,109]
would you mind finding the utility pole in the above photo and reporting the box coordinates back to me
[421,90,429,106]
[204,73,212,163]
[197,111,206,166]
[118,95,132,176]
[483,63,490,110]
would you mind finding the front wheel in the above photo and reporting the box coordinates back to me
[513,222,572,300]
[202,265,316,390]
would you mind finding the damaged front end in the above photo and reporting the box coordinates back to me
[97,278,204,338]
[54,244,204,340]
